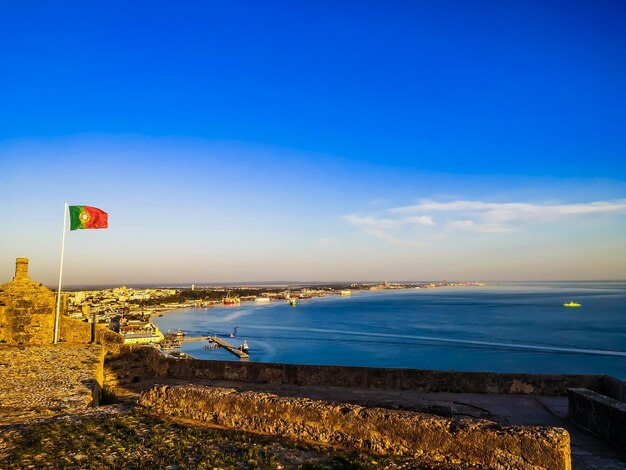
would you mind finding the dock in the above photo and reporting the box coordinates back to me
[208,336,249,359]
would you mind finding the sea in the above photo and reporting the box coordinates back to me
[153,282,626,379]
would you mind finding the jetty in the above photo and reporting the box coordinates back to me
[208,336,249,359]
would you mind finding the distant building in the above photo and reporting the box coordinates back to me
[120,321,164,345]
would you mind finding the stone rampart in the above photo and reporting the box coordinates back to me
[0,257,124,348]
[602,375,626,402]
[128,347,606,396]
[139,384,571,470]
[0,258,57,344]
[59,315,124,351]
[568,388,626,450]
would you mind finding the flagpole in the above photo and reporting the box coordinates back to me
[53,202,68,344]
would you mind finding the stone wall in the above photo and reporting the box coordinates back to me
[0,258,124,348]
[602,375,626,402]
[568,388,626,450]
[0,259,57,345]
[140,384,572,470]
[59,316,124,350]
[128,347,606,396]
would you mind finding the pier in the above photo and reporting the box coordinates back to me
[208,336,249,359]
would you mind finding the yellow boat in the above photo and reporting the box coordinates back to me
[563,301,581,308]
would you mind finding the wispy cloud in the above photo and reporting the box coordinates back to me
[345,198,626,242]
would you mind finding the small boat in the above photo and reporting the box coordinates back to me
[169,351,191,359]
[563,301,581,308]
[239,340,249,353]
[223,291,241,305]
[289,298,297,306]
[255,297,271,303]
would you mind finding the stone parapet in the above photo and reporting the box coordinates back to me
[568,388,626,450]
[130,347,606,396]
[140,384,572,470]
[59,316,124,350]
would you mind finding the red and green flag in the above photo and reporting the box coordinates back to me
[69,206,108,231]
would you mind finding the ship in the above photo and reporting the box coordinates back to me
[223,291,241,305]
[563,301,581,308]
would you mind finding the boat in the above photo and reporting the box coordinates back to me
[169,351,191,360]
[203,338,219,349]
[289,298,297,306]
[239,340,249,353]
[563,301,581,308]
[223,291,240,305]
[255,297,271,303]
[160,337,182,350]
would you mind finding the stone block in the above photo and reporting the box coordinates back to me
[568,388,626,450]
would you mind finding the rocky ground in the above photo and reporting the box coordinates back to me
[0,345,465,469]
[0,406,467,469]
[0,345,101,425]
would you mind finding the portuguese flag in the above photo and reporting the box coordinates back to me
[69,206,108,231]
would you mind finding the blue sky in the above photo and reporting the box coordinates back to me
[1,1,625,284]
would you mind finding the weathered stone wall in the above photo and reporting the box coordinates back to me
[0,258,124,348]
[59,316,124,350]
[601,375,626,402]
[568,388,626,450]
[103,345,158,396]
[0,258,57,345]
[0,305,54,345]
[140,384,572,470]
[126,347,606,396]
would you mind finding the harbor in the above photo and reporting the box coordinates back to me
[167,334,250,359]
[153,284,626,379]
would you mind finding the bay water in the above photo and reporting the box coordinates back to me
[154,282,626,379]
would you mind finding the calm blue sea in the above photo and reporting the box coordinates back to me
[154,282,626,379]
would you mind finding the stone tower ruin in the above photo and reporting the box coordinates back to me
[0,258,56,344]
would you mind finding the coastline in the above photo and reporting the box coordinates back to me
[146,281,487,323]
[150,281,626,379]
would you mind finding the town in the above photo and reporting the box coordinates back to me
[63,281,486,348]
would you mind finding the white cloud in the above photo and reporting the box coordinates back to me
[343,214,403,230]
[346,198,626,243]
[392,199,626,219]
[405,215,435,225]
[446,220,513,233]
